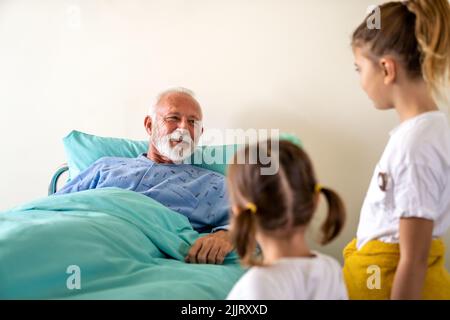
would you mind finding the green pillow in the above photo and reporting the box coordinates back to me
[63,130,302,179]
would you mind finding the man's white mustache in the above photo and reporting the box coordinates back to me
[170,136,184,143]
[169,130,192,144]
[152,127,199,163]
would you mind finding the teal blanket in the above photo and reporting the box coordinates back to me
[0,188,244,299]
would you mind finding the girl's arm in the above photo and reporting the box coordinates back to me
[391,217,433,300]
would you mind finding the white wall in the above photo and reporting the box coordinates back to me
[0,0,449,266]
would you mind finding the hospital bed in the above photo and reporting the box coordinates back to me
[2,131,299,299]
[1,162,243,299]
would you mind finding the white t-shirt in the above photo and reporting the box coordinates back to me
[357,111,450,249]
[226,252,348,300]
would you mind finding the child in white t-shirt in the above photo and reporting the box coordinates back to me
[226,140,348,300]
[345,0,450,300]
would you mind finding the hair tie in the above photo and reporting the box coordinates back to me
[246,202,257,214]
[315,184,323,193]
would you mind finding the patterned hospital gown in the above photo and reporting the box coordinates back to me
[56,154,230,233]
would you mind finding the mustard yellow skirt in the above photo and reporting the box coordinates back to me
[343,238,450,300]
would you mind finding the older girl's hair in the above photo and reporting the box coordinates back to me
[352,0,450,97]
[227,140,346,266]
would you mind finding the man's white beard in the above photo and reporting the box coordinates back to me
[152,128,198,164]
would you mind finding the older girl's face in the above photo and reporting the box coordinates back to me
[353,46,393,110]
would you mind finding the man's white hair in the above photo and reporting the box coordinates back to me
[148,87,197,120]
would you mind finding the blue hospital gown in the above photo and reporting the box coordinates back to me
[56,154,230,233]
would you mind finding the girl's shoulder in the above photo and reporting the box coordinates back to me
[284,252,344,276]
[310,251,343,269]
[276,251,341,265]
[226,265,283,300]
[252,252,343,280]
[393,111,449,145]
[387,111,450,167]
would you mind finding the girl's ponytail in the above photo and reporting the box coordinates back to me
[407,0,450,97]
[230,208,259,266]
[319,187,346,245]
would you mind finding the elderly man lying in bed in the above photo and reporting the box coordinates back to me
[57,88,233,265]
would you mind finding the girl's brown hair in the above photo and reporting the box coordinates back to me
[352,0,450,97]
[227,140,346,266]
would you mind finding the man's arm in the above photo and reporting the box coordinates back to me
[211,225,229,233]
[391,217,433,300]
[185,178,234,265]
[210,202,230,233]
[56,161,103,194]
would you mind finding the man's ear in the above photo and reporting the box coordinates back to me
[379,57,396,85]
[144,116,152,136]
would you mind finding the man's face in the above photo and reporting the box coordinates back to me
[148,93,203,163]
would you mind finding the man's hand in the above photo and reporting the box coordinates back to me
[185,230,234,265]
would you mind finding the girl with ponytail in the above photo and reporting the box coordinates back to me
[345,0,450,300]
[226,140,347,300]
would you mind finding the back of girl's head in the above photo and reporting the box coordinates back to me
[352,0,450,97]
[227,140,346,266]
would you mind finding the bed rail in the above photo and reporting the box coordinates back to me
[48,164,69,195]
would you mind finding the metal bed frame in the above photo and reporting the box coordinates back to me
[48,163,69,195]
